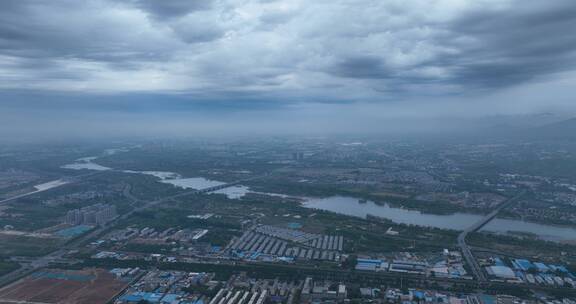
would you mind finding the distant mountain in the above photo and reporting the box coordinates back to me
[522,117,576,140]
[477,115,576,140]
[476,113,566,137]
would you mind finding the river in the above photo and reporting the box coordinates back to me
[62,154,576,242]
[303,196,576,242]
[62,157,250,199]
[123,171,251,199]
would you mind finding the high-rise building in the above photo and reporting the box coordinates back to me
[64,203,117,226]
[292,152,304,161]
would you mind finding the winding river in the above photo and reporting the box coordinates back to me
[62,153,576,243]
[303,196,576,242]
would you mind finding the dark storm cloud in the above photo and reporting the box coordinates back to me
[0,0,180,63]
[317,1,576,94]
[125,0,213,19]
[0,0,576,105]
[443,0,576,89]
[330,56,391,79]
[0,1,49,55]
[169,16,226,44]
[173,27,224,44]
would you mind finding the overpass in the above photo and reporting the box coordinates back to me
[195,175,265,194]
[457,191,526,282]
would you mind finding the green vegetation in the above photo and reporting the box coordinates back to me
[0,258,19,276]
[0,235,62,257]
[248,179,480,215]
[123,243,177,254]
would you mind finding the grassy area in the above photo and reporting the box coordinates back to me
[246,179,474,215]
[371,192,410,199]
[0,258,19,276]
[0,235,62,257]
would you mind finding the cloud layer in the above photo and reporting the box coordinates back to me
[1,0,575,103]
[2,0,576,142]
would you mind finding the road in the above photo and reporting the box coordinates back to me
[83,254,576,296]
[0,175,264,287]
[0,171,104,206]
[0,186,64,205]
[457,191,526,282]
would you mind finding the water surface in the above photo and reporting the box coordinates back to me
[303,196,576,242]
[123,170,251,199]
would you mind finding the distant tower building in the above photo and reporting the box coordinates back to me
[83,210,97,225]
[65,209,82,225]
[292,152,305,161]
[63,204,117,226]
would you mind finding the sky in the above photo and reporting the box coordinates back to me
[1,0,576,139]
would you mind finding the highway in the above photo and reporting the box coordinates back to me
[0,175,264,288]
[457,191,526,282]
[0,186,65,205]
[0,171,104,206]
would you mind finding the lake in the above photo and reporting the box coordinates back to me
[63,157,252,199]
[122,170,251,199]
[61,156,112,171]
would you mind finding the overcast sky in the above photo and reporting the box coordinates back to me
[1,0,576,139]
